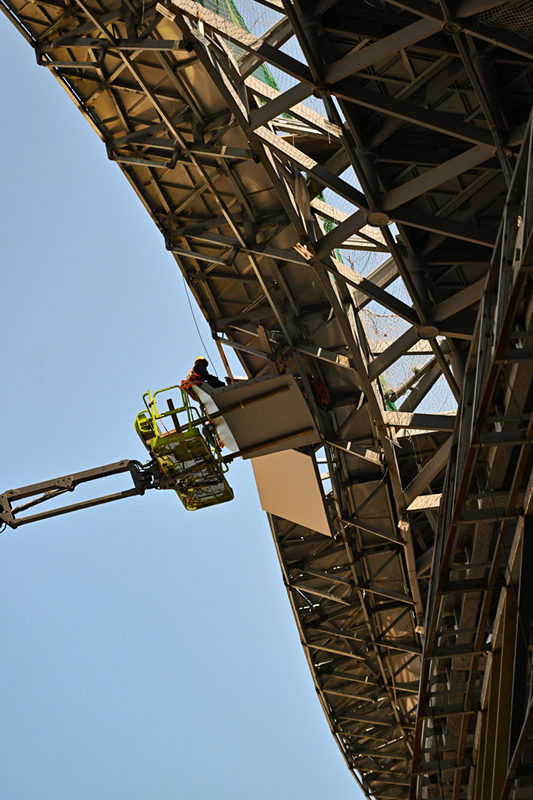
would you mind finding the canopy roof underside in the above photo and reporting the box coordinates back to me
[2,0,533,797]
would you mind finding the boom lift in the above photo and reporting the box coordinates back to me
[0,386,233,530]
[0,374,321,531]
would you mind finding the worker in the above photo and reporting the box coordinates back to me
[309,376,329,409]
[181,356,225,397]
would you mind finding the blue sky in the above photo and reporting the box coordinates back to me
[0,17,363,800]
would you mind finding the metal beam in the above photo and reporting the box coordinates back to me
[383,145,494,210]
[394,206,496,246]
[249,81,312,130]
[383,412,456,431]
[403,437,453,506]
[324,17,442,85]
[368,326,419,380]
[335,82,495,147]
[171,0,314,82]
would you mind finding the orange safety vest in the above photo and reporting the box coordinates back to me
[309,377,329,407]
[180,367,204,397]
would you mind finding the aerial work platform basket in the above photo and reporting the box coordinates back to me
[134,386,233,511]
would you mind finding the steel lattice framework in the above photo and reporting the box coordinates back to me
[1,0,532,797]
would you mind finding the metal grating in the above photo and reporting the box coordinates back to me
[477,0,533,41]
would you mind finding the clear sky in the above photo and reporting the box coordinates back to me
[0,18,363,800]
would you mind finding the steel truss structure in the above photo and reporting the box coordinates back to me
[1,0,532,796]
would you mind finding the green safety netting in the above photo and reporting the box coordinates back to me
[198,0,340,241]
[198,0,279,89]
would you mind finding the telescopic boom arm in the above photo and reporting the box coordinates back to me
[0,459,161,529]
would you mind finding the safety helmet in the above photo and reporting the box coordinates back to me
[195,356,208,364]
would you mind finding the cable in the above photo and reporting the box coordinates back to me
[181,275,218,373]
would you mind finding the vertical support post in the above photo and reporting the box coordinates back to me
[472,588,518,800]
[472,678,489,800]
[492,588,518,799]
[480,649,502,799]
[509,516,533,759]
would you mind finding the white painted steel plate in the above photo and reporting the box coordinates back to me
[251,449,331,536]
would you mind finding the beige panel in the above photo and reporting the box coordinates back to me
[251,450,332,536]
[194,374,320,458]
